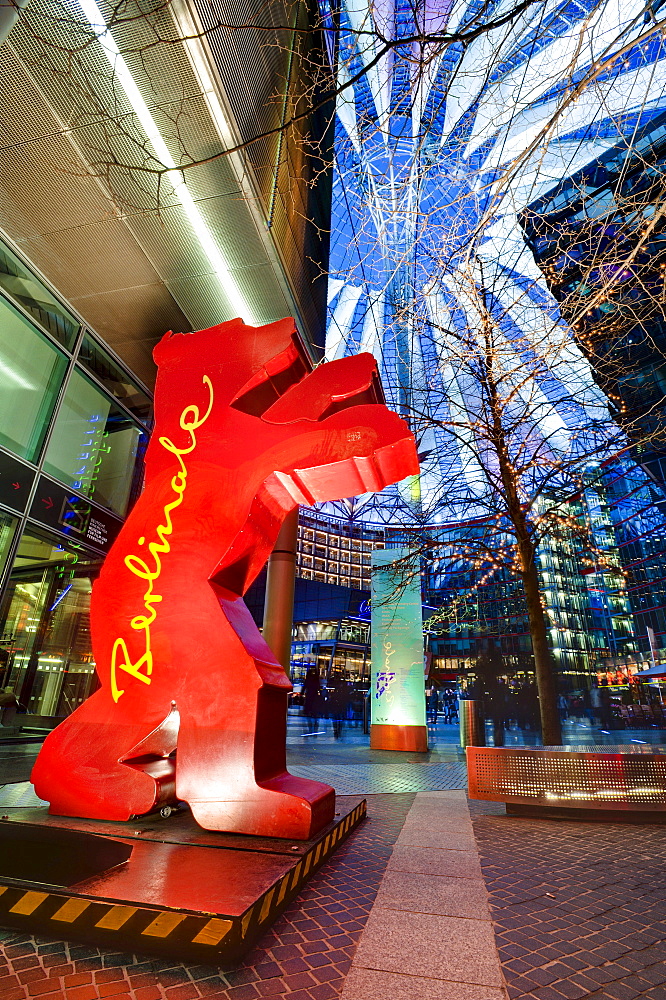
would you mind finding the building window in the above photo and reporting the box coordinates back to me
[0,511,18,588]
[0,243,78,350]
[78,335,151,425]
[42,368,147,517]
[0,295,68,463]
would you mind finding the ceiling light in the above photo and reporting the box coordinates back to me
[75,0,254,324]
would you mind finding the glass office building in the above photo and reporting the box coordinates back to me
[0,234,152,720]
[603,457,666,668]
[424,485,636,692]
[521,110,666,490]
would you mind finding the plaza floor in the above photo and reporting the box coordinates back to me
[0,720,665,1000]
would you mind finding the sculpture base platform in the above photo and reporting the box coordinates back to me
[370,724,428,752]
[0,796,366,963]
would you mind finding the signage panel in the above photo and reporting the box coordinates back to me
[370,547,426,729]
[29,476,122,553]
[0,450,35,513]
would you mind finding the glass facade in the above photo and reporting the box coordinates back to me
[0,297,68,463]
[521,110,666,491]
[297,510,385,590]
[42,368,147,517]
[0,233,152,721]
[292,619,371,686]
[423,487,636,693]
[604,457,666,668]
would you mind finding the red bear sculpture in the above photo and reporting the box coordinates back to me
[31,318,419,839]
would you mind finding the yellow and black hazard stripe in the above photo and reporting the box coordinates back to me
[0,800,366,963]
[0,884,240,958]
[238,800,367,948]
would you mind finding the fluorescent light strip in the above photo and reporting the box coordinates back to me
[76,0,254,323]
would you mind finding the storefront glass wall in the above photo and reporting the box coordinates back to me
[0,512,18,596]
[0,233,152,721]
[43,368,147,517]
[291,636,370,686]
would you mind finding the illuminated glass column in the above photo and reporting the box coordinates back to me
[370,547,427,751]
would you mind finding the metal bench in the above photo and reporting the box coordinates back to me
[467,744,666,820]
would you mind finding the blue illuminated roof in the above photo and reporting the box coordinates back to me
[322,0,666,525]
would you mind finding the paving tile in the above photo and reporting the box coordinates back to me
[644,989,666,1000]
[639,966,666,986]
[340,967,507,999]
[134,988,162,1000]
[395,825,477,850]
[352,905,503,986]
[387,846,483,879]
[3,988,29,1000]
[373,869,490,919]
[401,794,470,816]
[472,802,666,1000]
[27,978,67,997]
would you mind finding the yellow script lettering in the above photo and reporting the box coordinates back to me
[110,376,214,702]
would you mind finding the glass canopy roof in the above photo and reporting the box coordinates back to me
[320,0,666,525]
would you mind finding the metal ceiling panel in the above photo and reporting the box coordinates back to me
[0,0,331,384]
[166,262,291,329]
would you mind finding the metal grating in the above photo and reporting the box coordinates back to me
[290,762,468,794]
[0,782,46,809]
[467,746,666,810]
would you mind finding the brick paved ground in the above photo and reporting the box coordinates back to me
[470,800,666,1000]
[0,794,413,1000]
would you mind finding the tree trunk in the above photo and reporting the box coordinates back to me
[481,316,563,746]
[520,554,563,746]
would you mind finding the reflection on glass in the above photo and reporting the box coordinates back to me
[78,335,152,425]
[0,244,78,350]
[43,368,148,516]
[0,511,17,578]
[0,527,102,716]
[0,296,68,463]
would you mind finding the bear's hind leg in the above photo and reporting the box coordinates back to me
[31,691,176,821]
[175,681,334,840]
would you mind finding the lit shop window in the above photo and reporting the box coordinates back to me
[0,526,102,716]
[0,511,18,589]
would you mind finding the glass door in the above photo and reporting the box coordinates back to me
[0,526,102,717]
